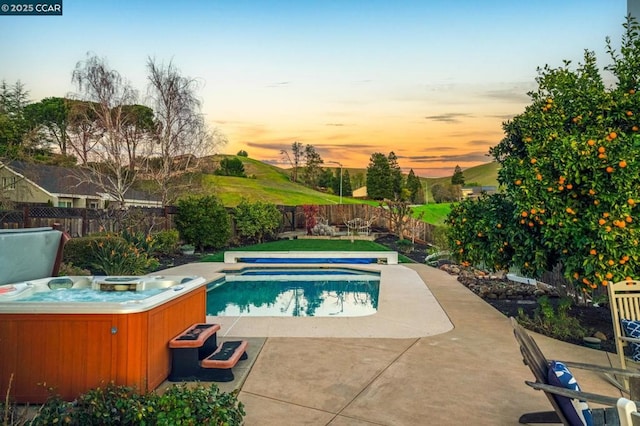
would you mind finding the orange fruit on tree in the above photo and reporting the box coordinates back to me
[515,179,522,186]
[587,139,595,146]
[599,218,607,225]
[590,249,597,255]
[610,131,618,139]
[530,158,537,164]
[598,153,607,159]
[620,160,628,168]
[604,212,610,217]
[594,200,600,206]
[598,146,606,153]
[589,189,596,195]
[606,166,614,173]
[629,198,636,206]
[609,259,615,266]
[631,89,636,94]
[566,183,573,190]
[627,111,634,116]
[522,211,528,217]
[536,173,542,180]
[626,216,633,223]
[606,272,614,279]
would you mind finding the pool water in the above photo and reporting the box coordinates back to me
[207,268,380,317]
[16,288,167,303]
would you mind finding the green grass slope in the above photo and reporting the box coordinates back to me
[424,161,500,189]
[198,156,371,206]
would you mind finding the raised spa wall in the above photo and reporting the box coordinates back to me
[0,228,208,403]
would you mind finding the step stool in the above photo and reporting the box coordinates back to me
[168,323,248,382]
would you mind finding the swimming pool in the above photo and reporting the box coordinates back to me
[207,267,380,317]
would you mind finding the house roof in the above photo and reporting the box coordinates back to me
[5,161,161,203]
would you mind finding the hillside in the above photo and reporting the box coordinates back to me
[196,155,500,207]
[197,156,370,206]
[423,162,500,189]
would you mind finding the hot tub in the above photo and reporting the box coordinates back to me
[0,228,208,403]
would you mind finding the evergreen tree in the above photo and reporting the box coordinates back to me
[318,167,334,188]
[215,157,246,177]
[342,169,353,196]
[302,144,323,187]
[406,169,424,203]
[388,151,404,199]
[366,152,392,200]
[451,165,465,185]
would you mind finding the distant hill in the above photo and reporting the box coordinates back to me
[424,162,500,189]
[192,156,500,206]
[196,155,370,206]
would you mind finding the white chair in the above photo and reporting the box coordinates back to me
[617,398,640,426]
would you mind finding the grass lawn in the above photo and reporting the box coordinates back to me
[412,203,452,225]
[200,239,414,263]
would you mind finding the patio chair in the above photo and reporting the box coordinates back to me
[511,317,640,425]
[616,398,640,426]
[608,280,640,380]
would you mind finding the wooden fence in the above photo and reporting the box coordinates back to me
[0,203,438,244]
[0,205,174,237]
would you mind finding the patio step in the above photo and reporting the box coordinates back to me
[168,323,248,382]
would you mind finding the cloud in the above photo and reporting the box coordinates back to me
[466,139,496,147]
[481,85,533,103]
[266,81,291,88]
[404,151,492,164]
[325,123,345,127]
[424,112,472,123]
[485,113,517,121]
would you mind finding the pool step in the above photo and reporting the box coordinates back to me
[168,323,248,382]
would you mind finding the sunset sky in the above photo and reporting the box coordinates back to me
[1,1,628,176]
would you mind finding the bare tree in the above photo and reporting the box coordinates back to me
[145,57,225,205]
[67,100,102,165]
[71,53,139,206]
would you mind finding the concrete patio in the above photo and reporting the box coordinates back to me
[162,262,625,425]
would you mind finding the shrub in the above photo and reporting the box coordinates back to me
[396,238,414,254]
[152,229,180,255]
[516,296,588,341]
[57,262,91,276]
[121,227,156,255]
[21,382,245,425]
[175,195,231,251]
[90,235,159,275]
[63,235,123,271]
[233,199,282,244]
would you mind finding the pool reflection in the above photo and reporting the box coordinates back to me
[207,279,379,317]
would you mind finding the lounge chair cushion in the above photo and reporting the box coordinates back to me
[547,361,593,426]
[621,319,640,362]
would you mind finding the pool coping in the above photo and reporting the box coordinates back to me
[160,262,454,338]
[222,250,398,264]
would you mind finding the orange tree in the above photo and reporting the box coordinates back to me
[486,17,640,291]
[446,193,515,271]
